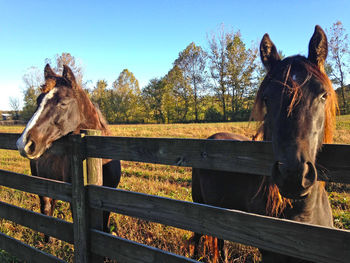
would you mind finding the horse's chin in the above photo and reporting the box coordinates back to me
[278,188,309,201]
[25,149,46,160]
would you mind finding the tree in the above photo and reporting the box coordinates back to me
[9,97,20,120]
[21,66,43,120]
[142,78,166,123]
[226,31,258,118]
[174,42,207,122]
[208,26,230,121]
[327,21,350,113]
[164,65,192,122]
[208,26,260,121]
[111,69,143,123]
[91,80,114,123]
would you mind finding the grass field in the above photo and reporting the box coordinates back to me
[0,117,349,262]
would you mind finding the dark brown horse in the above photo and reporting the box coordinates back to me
[16,64,121,241]
[191,26,337,262]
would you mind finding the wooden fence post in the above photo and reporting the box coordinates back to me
[81,129,104,262]
[70,134,89,263]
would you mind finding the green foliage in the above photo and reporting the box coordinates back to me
[111,69,144,123]
[329,192,350,229]
[226,31,258,116]
[174,42,207,122]
[208,26,258,121]
[21,86,40,121]
[91,70,146,124]
[142,78,167,123]
[91,80,114,123]
[20,66,43,121]
[204,106,223,122]
[163,66,192,122]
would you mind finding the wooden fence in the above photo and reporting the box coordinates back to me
[0,131,349,262]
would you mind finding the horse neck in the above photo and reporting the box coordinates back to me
[75,90,109,136]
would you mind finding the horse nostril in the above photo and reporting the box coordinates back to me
[26,140,36,155]
[301,162,316,189]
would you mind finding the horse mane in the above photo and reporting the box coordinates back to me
[94,103,112,136]
[251,56,338,217]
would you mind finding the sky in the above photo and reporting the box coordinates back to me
[0,0,349,110]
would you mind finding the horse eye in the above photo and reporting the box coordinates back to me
[58,99,69,107]
[320,92,328,101]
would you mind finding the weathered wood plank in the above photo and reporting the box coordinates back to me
[90,229,198,263]
[0,169,72,202]
[82,129,104,262]
[0,201,73,243]
[70,134,89,263]
[88,185,350,263]
[1,133,349,183]
[84,136,273,175]
[0,133,20,150]
[0,231,65,263]
[317,143,350,183]
[84,136,350,184]
[0,133,67,153]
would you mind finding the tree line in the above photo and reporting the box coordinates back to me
[16,22,350,124]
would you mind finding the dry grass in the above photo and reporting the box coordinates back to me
[0,117,349,262]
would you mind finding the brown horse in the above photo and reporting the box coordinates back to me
[16,64,121,241]
[191,26,337,262]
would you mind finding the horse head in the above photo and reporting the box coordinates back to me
[17,64,82,159]
[254,26,337,199]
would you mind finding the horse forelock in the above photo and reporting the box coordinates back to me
[41,78,56,93]
[41,75,71,94]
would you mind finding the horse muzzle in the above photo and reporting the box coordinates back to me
[272,161,317,199]
[16,134,44,160]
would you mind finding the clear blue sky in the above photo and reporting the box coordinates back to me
[0,0,349,110]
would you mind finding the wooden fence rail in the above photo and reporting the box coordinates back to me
[0,132,349,263]
[1,132,350,183]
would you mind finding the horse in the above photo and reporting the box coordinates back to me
[191,25,337,263]
[16,64,121,242]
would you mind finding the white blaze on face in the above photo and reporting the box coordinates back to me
[16,88,58,154]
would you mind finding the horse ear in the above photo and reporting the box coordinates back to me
[260,33,281,71]
[62,65,77,88]
[44,64,56,79]
[308,25,328,72]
